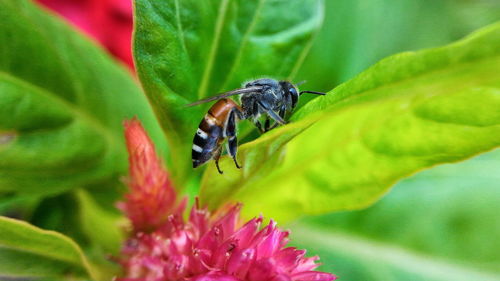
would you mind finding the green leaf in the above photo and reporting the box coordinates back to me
[30,193,87,247]
[290,150,500,280]
[200,23,500,222]
[0,0,166,197]
[0,216,96,280]
[27,189,123,280]
[133,0,324,184]
[75,189,123,279]
[76,189,124,255]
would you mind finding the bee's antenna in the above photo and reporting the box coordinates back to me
[295,80,307,86]
[299,90,326,96]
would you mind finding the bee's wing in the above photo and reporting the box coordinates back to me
[185,86,263,107]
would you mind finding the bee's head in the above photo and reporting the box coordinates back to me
[279,81,300,108]
[280,80,325,109]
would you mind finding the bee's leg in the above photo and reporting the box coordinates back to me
[250,101,265,134]
[267,105,287,131]
[235,108,245,120]
[267,120,279,131]
[256,101,286,133]
[225,108,242,169]
[267,109,286,125]
[264,118,271,132]
[279,104,287,119]
[228,137,241,169]
[257,101,286,126]
[213,145,223,174]
[253,120,265,134]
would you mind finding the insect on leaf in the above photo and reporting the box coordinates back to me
[133,0,324,184]
[200,22,500,222]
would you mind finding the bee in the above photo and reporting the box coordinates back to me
[187,78,325,174]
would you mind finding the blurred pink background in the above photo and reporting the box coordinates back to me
[36,0,134,70]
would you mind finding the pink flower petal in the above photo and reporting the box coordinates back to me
[188,271,240,281]
[292,271,338,281]
[232,217,262,248]
[248,258,276,280]
[226,247,255,279]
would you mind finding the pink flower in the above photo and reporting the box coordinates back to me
[36,0,134,69]
[118,119,336,281]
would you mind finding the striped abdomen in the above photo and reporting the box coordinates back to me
[192,98,240,168]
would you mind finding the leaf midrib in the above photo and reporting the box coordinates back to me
[219,0,266,92]
[197,0,230,99]
[174,0,189,64]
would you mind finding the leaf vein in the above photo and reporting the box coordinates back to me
[174,0,190,66]
[288,0,324,80]
[197,0,230,99]
[219,0,266,91]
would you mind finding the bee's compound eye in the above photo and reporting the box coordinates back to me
[289,87,298,107]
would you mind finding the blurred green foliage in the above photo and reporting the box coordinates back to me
[0,0,167,216]
[299,0,500,92]
[292,150,500,280]
[0,0,160,278]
